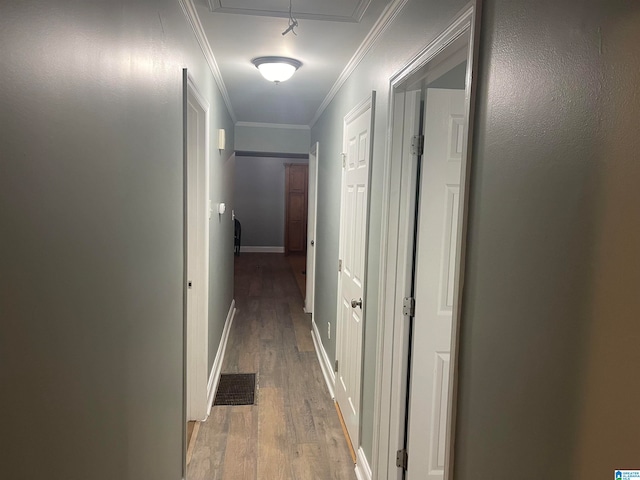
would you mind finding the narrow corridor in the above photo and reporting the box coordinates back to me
[188,253,356,480]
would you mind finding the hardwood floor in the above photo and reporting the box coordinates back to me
[188,253,356,480]
[187,421,200,465]
[287,253,307,299]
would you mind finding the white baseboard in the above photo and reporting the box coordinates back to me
[355,447,372,480]
[207,299,236,416]
[311,319,335,399]
[239,246,285,253]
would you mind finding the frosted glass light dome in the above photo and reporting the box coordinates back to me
[252,57,302,83]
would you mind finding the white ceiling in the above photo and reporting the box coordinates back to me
[194,0,392,126]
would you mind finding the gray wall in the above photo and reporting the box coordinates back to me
[311,0,640,474]
[209,148,235,373]
[234,156,308,247]
[235,124,310,154]
[429,60,467,89]
[455,0,640,478]
[0,1,235,479]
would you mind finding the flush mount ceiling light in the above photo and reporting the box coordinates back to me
[252,56,302,84]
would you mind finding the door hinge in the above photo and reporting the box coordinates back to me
[396,449,408,470]
[403,297,415,316]
[338,259,342,272]
[335,359,339,372]
[341,153,346,168]
[411,135,424,156]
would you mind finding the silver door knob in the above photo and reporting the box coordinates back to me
[310,240,315,246]
[351,298,363,309]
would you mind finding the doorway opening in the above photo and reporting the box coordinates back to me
[373,4,481,480]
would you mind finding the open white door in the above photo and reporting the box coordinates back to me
[305,142,319,314]
[405,87,465,480]
[335,94,375,453]
[185,73,210,422]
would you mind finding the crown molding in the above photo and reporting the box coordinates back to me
[309,0,409,128]
[179,0,237,123]
[235,121,310,130]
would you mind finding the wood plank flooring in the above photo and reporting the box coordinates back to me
[287,254,307,300]
[188,253,356,480]
[187,421,200,465]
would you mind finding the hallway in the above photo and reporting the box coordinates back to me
[188,253,356,480]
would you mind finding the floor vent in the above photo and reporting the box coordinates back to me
[213,373,256,406]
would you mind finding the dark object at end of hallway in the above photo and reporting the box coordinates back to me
[234,218,241,256]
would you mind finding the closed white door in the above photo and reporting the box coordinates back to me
[335,97,373,452]
[406,88,465,479]
[305,143,319,314]
[185,75,210,422]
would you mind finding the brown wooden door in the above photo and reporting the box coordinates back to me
[284,163,308,254]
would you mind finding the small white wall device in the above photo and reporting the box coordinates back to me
[218,129,226,151]
[218,202,226,215]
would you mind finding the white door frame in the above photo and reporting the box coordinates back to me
[372,4,481,479]
[184,72,211,423]
[305,142,319,314]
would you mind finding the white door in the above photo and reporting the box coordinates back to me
[305,143,319,314]
[335,96,374,452]
[185,74,210,421]
[405,88,465,479]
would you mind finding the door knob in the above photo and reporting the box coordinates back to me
[351,298,363,309]
[310,240,315,246]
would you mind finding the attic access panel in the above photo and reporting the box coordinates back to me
[210,0,370,22]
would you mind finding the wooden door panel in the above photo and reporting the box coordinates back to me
[290,168,307,192]
[285,164,308,254]
[289,193,305,221]
[288,221,304,251]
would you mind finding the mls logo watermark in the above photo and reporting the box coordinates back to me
[616,471,640,479]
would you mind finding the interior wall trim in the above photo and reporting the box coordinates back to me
[235,121,311,130]
[309,0,409,127]
[355,447,373,480]
[235,151,309,160]
[311,319,335,399]
[179,0,237,122]
[239,246,285,253]
[207,299,236,416]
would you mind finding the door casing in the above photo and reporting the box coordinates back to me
[184,72,211,424]
[371,4,482,479]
